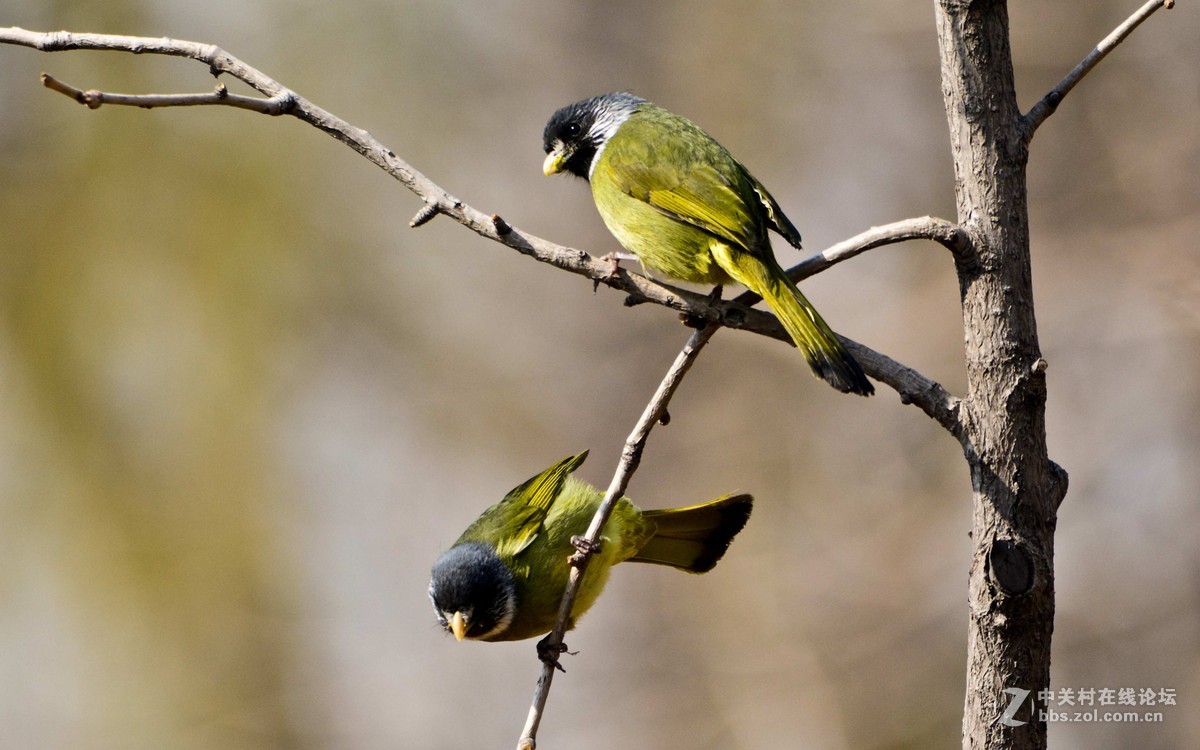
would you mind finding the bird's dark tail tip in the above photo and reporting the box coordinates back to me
[756,268,874,397]
[632,493,753,573]
[803,347,874,397]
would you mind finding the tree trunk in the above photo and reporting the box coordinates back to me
[934,1,1069,748]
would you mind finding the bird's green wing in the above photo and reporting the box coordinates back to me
[601,108,806,256]
[458,451,589,559]
[606,150,763,253]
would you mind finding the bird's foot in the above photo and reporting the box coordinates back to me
[536,634,574,673]
[569,535,602,566]
[593,252,637,291]
[600,251,638,273]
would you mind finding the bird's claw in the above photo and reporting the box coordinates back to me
[569,535,602,565]
[536,635,574,673]
[593,252,637,291]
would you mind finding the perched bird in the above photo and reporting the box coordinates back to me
[429,451,752,645]
[543,93,873,396]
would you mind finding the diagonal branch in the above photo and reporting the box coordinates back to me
[1021,0,1175,141]
[0,26,965,443]
[516,323,720,750]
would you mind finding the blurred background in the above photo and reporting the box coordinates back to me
[1,1,1197,748]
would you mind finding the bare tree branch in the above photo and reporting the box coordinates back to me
[516,323,719,750]
[0,25,967,444]
[40,72,292,113]
[2,26,974,740]
[1021,0,1175,141]
[732,214,974,307]
[846,340,965,446]
[785,216,972,284]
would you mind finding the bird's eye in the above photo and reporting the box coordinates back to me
[564,122,581,137]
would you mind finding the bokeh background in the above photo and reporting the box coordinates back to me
[2,1,1197,748]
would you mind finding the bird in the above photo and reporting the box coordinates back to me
[428,451,752,649]
[542,92,873,396]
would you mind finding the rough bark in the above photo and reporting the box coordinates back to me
[934,2,1069,747]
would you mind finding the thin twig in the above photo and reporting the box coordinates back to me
[516,323,720,750]
[732,216,971,310]
[40,73,292,113]
[788,216,972,281]
[1022,0,1175,141]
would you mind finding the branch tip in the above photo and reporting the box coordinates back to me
[409,202,441,228]
[41,72,80,102]
[1024,0,1174,140]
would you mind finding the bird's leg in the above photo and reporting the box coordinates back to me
[706,284,724,304]
[569,535,602,566]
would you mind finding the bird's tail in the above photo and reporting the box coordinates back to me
[629,493,753,573]
[715,248,873,396]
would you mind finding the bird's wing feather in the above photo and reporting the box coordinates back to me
[601,110,804,257]
[459,451,589,558]
[600,122,769,251]
[608,154,761,253]
[749,175,803,249]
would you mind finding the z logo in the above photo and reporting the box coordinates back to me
[998,687,1030,727]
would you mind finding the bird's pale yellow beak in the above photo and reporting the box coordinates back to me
[543,149,567,176]
[450,611,467,641]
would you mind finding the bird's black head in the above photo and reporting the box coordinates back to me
[542,92,646,180]
[428,542,516,641]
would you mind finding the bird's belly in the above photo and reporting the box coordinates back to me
[489,553,615,642]
[593,188,731,286]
